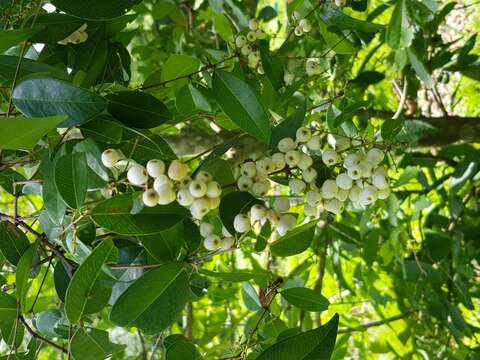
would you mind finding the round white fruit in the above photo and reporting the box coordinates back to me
[153,175,173,193]
[278,137,296,153]
[127,165,148,186]
[336,173,353,190]
[233,214,251,233]
[367,148,384,165]
[101,149,121,168]
[250,204,266,221]
[190,198,210,219]
[359,186,378,206]
[235,35,247,48]
[177,188,194,206]
[271,153,286,170]
[189,180,207,198]
[289,178,306,194]
[322,179,338,199]
[306,135,321,151]
[321,149,339,166]
[199,222,214,237]
[195,171,213,182]
[168,160,189,181]
[142,189,159,207]
[273,197,290,213]
[204,235,221,251]
[297,154,313,170]
[285,150,301,167]
[221,237,235,250]
[296,127,312,143]
[237,175,253,191]
[240,161,257,177]
[276,214,297,236]
[146,159,165,178]
[324,198,344,214]
[302,168,317,183]
[306,190,322,206]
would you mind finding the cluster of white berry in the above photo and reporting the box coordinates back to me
[58,24,88,45]
[200,222,235,251]
[290,11,312,37]
[235,127,391,217]
[100,149,222,220]
[235,19,267,72]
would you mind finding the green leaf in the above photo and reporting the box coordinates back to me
[30,13,83,43]
[65,238,116,324]
[407,48,434,87]
[51,0,141,20]
[350,71,385,85]
[270,221,316,257]
[256,314,339,360]
[106,91,171,129]
[280,287,329,312]
[212,70,271,143]
[0,56,68,85]
[16,245,36,312]
[12,78,107,127]
[219,191,262,235]
[54,152,89,209]
[80,115,123,144]
[270,101,306,147]
[91,193,187,235]
[110,263,189,334]
[34,309,62,338]
[71,328,125,360]
[242,282,262,311]
[319,6,383,32]
[214,13,233,43]
[0,221,30,266]
[0,115,66,151]
[381,118,405,140]
[166,338,203,360]
[176,84,211,116]
[259,46,284,90]
[386,0,413,49]
[0,27,42,53]
[122,133,176,163]
[318,20,357,55]
[0,292,24,346]
[139,221,184,262]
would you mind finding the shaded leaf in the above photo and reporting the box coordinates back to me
[270,222,316,257]
[280,287,329,312]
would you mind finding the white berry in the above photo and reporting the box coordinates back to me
[289,178,306,194]
[240,162,257,177]
[127,165,148,186]
[359,186,378,206]
[235,35,247,48]
[208,196,220,209]
[189,180,207,198]
[367,148,385,165]
[251,181,269,197]
[285,150,301,167]
[101,149,121,168]
[271,153,286,170]
[246,30,256,42]
[221,237,235,250]
[241,44,252,55]
[322,179,338,199]
[324,198,344,214]
[347,165,362,180]
[322,149,339,166]
[250,204,266,221]
[306,190,322,206]
[237,175,253,191]
[306,135,321,151]
[153,175,173,193]
[195,171,212,182]
[204,235,221,251]
[336,173,353,190]
[296,127,312,143]
[199,222,214,237]
[377,187,391,199]
[278,137,296,153]
[276,214,297,236]
[157,184,176,205]
[177,188,194,206]
[190,198,210,219]
[302,168,317,183]
[297,154,313,170]
[249,18,259,30]
[146,159,165,178]
[299,19,311,33]
[142,189,159,207]
[233,214,251,233]
[168,160,189,181]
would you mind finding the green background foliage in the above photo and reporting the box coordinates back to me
[0,0,479,359]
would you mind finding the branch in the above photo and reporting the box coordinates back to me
[358,109,480,145]
[19,316,68,353]
[337,311,414,334]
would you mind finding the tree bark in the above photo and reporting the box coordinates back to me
[358,109,480,145]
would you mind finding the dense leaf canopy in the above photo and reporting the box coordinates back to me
[0,0,479,359]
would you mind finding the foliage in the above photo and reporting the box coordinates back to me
[0,0,479,359]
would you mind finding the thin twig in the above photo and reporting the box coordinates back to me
[19,316,68,353]
[337,311,415,333]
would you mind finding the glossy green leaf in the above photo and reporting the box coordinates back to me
[242,282,262,311]
[16,245,36,312]
[0,27,42,53]
[0,56,67,85]
[350,71,385,85]
[381,118,405,140]
[259,46,283,90]
[65,238,116,323]
[318,20,357,55]
[219,191,262,235]
[91,193,187,235]
[51,0,141,20]
[176,84,211,115]
[256,314,339,360]
[122,133,176,163]
[201,269,267,282]
[0,115,66,151]
[71,328,125,360]
[319,6,383,32]
[212,70,271,143]
[54,152,89,209]
[0,221,30,266]
[270,221,316,257]
[12,78,107,127]
[35,309,62,338]
[387,0,413,49]
[0,292,24,346]
[110,263,189,334]
[166,339,203,360]
[280,287,329,312]
[139,221,184,262]
[407,48,434,87]
[80,115,123,144]
[271,101,306,147]
[106,91,171,129]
